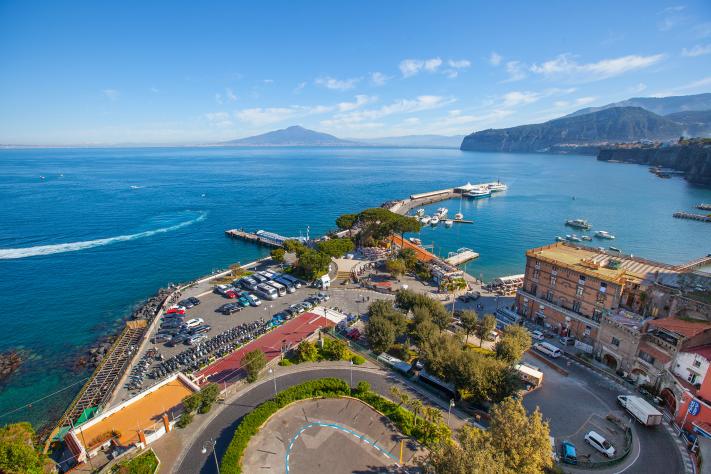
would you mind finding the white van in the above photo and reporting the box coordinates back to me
[533,341,562,358]
[255,283,278,300]
[266,281,287,297]
[315,274,331,289]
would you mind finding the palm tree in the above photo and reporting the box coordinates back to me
[389,386,402,406]
[409,399,424,427]
[441,277,468,317]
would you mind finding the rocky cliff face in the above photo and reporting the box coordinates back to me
[597,143,711,186]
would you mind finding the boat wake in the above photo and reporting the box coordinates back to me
[0,211,207,260]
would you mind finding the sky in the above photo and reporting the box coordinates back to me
[0,0,710,145]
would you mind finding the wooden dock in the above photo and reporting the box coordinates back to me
[445,250,479,266]
[225,229,284,247]
[673,212,711,223]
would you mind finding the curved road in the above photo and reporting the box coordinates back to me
[173,367,434,473]
[175,362,684,474]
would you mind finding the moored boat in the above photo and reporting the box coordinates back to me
[581,235,592,241]
[444,219,454,227]
[464,185,491,199]
[430,216,440,226]
[487,180,508,192]
[421,216,431,225]
[565,218,592,230]
[594,230,615,239]
[556,236,565,242]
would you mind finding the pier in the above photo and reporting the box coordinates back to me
[445,249,480,266]
[224,229,304,247]
[673,212,711,223]
[697,203,711,211]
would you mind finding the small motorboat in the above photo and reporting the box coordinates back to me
[595,230,615,239]
[609,246,621,252]
[556,236,566,242]
[566,234,581,242]
[421,216,431,225]
[454,212,463,220]
[581,235,592,241]
[444,219,454,227]
[430,217,440,226]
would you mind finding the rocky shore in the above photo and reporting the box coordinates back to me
[0,351,22,382]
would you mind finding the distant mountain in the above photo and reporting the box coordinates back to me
[665,110,711,137]
[349,134,465,148]
[460,107,685,153]
[222,126,358,146]
[567,93,711,118]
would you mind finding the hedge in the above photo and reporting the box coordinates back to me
[220,377,447,473]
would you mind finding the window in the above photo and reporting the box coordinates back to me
[530,283,537,295]
[552,266,558,274]
[532,269,540,281]
[639,351,656,365]
[693,360,702,368]
[576,285,584,297]
[592,308,603,321]
[535,261,541,269]
[578,275,586,286]
[550,275,557,286]
[596,292,606,304]
[572,301,581,313]
[546,290,554,302]
[688,372,699,384]
[599,282,607,293]
[611,337,620,347]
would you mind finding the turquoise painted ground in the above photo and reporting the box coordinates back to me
[1,146,710,427]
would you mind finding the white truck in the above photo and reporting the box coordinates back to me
[617,395,663,426]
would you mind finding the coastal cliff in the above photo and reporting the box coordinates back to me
[597,142,711,186]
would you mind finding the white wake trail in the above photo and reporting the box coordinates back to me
[0,212,207,260]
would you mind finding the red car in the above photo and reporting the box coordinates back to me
[225,290,237,299]
[166,306,186,315]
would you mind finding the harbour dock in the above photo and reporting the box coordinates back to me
[697,203,711,211]
[225,229,304,247]
[673,212,711,223]
[445,249,479,266]
[674,255,711,272]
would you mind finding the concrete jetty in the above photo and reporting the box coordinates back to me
[225,229,292,247]
[445,249,479,266]
[673,212,711,223]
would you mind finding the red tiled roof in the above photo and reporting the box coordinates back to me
[390,235,435,262]
[685,345,711,361]
[648,318,711,338]
[638,342,672,364]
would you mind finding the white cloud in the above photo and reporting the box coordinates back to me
[682,44,711,57]
[694,22,711,39]
[337,95,377,112]
[489,52,502,66]
[226,88,237,101]
[103,89,119,101]
[424,57,443,72]
[661,5,685,13]
[575,96,596,106]
[261,79,274,84]
[657,6,687,31]
[448,59,471,69]
[370,72,390,86]
[501,91,541,107]
[530,53,665,81]
[321,95,455,128]
[235,107,299,126]
[652,76,711,97]
[504,61,527,82]
[315,76,360,90]
[554,101,570,108]
[204,112,233,128]
[399,58,443,77]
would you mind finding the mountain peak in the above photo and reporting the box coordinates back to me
[222,126,356,147]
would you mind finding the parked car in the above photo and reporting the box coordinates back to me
[187,334,207,345]
[317,292,330,301]
[168,333,190,346]
[190,324,212,335]
[584,431,615,458]
[178,297,200,308]
[184,318,204,329]
[221,303,241,315]
[560,441,577,465]
[151,334,171,344]
[237,296,251,307]
[530,330,545,341]
[166,306,186,315]
[240,292,261,306]
[559,336,576,346]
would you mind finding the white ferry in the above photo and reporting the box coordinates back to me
[486,180,508,192]
[464,185,491,199]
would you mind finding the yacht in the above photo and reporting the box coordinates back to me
[581,235,592,241]
[455,193,464,220]
[487,180,508,192]
[464,185,491,199]
[436,207,448,218]
[416,208,425,217]
[444,219,454,227]
[556,236,566,242]
[421,216,431,225]
[594,230,615,239]
[565,218,592,230]
[409,237,422,246]
[430,216,440,226]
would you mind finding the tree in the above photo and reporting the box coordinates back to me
[474,314,497,347]
[419,425,513,474]
[322,338,349,360]
[296,340,318,362]
[408,398,424,427]
[459,310,478,346]
[368,300,407,335]
[488,397,552,474]
[181,393,202,413]
[283,239,306,254]
[294,248,331,280]
[495,326,532,364]
[412,319,438,347]
[398,248,419,271]
[386,258,407,279]
[317,238,355,258]
[270,248,286,262]
[365,315,397,354]
[430,303,452,333]
[336,213,358,232]
[242,349,267,383]
[440,277,468,317]
[0,423,46,474]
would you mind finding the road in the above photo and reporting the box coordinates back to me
[523,353,684,474]
[172,367,458,474]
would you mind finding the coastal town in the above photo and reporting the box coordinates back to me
[17,181,705,474]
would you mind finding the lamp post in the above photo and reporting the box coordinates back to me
[268,367,277,397]
[202,438,219,473]
[447,399,455,427]
[349,360,354,389]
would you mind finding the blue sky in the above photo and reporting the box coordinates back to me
[1,0,710,145]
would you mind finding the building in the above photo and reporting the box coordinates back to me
[65,373,199,465]
[515,242,675,344]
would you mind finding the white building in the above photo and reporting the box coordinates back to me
[673,346,711,387]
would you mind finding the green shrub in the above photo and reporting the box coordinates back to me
[354,380,371,394]
[112,449,159,474]
[176,412,193,429]
[351,354,366,365]
[198,403,212,414]
[278,358,293,366]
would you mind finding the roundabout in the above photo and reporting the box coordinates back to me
[242,398,422,473]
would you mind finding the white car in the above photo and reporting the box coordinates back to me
[184,318,204,329]
[531,330,545,341]
[584,431,615,458]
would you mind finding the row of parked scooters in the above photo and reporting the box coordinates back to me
[148,318,268,380]
[125,348,163,391]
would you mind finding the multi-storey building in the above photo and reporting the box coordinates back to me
[515,242,675,344]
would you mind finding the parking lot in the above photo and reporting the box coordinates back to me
[113,264,335,402]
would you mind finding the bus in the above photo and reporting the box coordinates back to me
[255,283,278,300]
[278,274,303,288]
[274,277,296,293]
[266,281,287,297]
[418,369,457,400]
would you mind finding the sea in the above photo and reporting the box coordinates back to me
[1,146,710,428]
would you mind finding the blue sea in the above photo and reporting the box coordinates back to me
[1,146,710,427]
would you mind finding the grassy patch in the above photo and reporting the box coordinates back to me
[111,449,159,474]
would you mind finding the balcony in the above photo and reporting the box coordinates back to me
[518,289,600,327]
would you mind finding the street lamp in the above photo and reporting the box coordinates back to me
[268,367,277,397]
[349,360,354,389]
[447,399,455,427]
[202,438,219,473]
